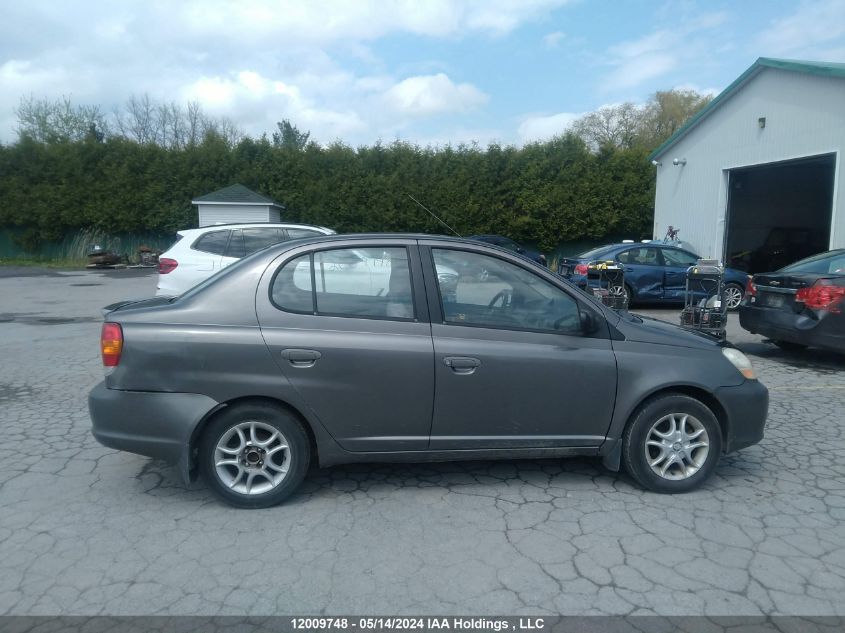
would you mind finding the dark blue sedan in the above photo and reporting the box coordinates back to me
[558,243,750,309]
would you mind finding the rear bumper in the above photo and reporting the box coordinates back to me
[739,304,844,352]
[716,380,769,453]
[89,382,218,482]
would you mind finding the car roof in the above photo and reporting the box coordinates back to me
[603,243,691,251]
[467,234,515,241]
[177,223,334,236]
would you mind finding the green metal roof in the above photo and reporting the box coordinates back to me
[649,57,845,161]
[193,184,283,207]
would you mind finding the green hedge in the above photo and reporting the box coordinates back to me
[0,132,655,254]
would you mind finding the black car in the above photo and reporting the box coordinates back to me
[729,227,826,274]
[466,235,547,266]
[739,249,845,353]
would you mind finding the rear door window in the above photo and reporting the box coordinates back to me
[225,230,246,258]
[618,247,661,266]
[314,248,414,319]
[192,230,231,255]
[242,228,285,255]
[270,247,415,320]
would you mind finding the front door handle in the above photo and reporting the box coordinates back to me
[281,348,322,367]
[444,356,481,375]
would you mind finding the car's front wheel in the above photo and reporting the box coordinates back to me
[622,393,722,493]
[199,402,310,508]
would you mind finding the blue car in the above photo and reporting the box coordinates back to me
[558,243,750,309]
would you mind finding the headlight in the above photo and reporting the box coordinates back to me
[722,348,756,380]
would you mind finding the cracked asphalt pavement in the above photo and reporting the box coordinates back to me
[1,267,844,616]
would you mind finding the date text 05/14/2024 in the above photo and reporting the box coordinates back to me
[290,618,546,631]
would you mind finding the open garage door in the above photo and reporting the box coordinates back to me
[725,154,835,274]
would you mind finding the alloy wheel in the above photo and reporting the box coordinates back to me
[214,421,290,495]
[724,285,743,309]
[644,413,710,480]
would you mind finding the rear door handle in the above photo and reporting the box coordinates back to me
[444,356,481,375]
[281,348,322,367]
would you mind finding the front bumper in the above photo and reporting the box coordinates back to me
[89,382,218,482]
[715,379,769,453]
[739,304,844,352]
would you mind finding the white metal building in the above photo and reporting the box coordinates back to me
[651,57,845,273]
[193,184,285,227]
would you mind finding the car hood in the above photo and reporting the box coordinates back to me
[615,312,724,350]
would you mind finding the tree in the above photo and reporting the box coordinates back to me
[638,89,713,148]
[571,102,642,151]
[273,119,310,151]
[570,89,712,152]
[15,95,109,143]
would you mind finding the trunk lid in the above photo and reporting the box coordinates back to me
[101,296,175,318]
[557,257,585,277]
[752,272,818,312]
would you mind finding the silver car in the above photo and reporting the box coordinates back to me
[90,234,768,508]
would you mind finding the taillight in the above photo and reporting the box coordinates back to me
[159,257,178,274]
[101,322,123,367]
[795,279,845,313]
[574,263,589,275]
[746,276,757,297]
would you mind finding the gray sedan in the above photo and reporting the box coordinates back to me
[89,234,768,508]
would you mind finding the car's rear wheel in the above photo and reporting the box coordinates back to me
[622,393,722,493]
[199,402,310,508]
[724,283,744,310]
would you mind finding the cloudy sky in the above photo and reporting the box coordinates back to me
[1,0,844,146]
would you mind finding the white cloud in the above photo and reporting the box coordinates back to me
[181,70,367,139]
[173,0,572,44]
[384,74,488,116]
[756,0,845,59]
[517,111,581,142]
[602,11,728,90]
[672,82,721,98]
[0,0,571,144]
[543,31,566,48]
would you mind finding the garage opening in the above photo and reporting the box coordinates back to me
[725,153,835,274]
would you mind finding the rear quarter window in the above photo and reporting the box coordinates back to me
[192,230,231,255]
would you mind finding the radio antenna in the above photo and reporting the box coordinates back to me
[406,194,462,238]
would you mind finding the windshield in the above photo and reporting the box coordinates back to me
[576,245,613,259]
[780,250,845,275]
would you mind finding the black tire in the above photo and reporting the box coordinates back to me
[623,284,634,306]
[773,340,807,352]
[199,402,310,509]
[622,393,722,494]
[724,283,744,311]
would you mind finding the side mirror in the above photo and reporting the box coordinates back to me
[580,309,602,334]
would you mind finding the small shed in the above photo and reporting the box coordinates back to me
[193,184,285,227]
